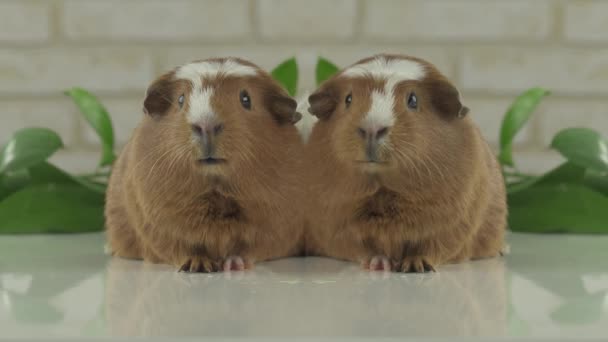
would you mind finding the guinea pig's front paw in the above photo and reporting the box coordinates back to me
[179,256,222,273]
[361,255,392,271]
[222,256,248,272]
[396,256,436,273]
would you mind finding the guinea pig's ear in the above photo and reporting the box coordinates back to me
[143,76,174,118]
[425,78,470,120]
[308,85,338,121]
[266,91,301,125]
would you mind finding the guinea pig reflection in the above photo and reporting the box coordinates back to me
[104,257,507,337]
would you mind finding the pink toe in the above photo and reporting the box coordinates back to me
[223,256,245,272]
[369,256,391,271]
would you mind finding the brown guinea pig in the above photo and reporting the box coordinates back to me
[302,54,507,273]
[105,57,305,272]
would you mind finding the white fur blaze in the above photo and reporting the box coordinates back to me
[362,90,395,130]
[294,91,318,143]
[343,57,426,90]
[175,59,258,89]
[175,59,258,125]
[187,87,215,125]
[344,56,426,130]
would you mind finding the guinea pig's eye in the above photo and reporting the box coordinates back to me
[345,93,353,108]
[240,90,252,110]
[407,92,418,110]
[178,94,185,108]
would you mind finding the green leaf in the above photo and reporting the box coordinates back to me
[271,57,298,96]
[550,128,608,172]
[0,128,63,174]
[0,183,105,234]
[508,183,608,234]
[506,162,589,195]
[0,170,30,201]
[29,162,107,194]
[514,161,608,197]
[28,162,77,184]
[65,87,116,167]
[316,57,339,86]
[536,162,587,185]
[499,88,550,166]
[0,161,107,201]
[506,176,540,194]
[584,170,608,196]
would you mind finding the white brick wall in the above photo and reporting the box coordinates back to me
[564,1,608,42]
[1,100,77,145]
[0,48,154,94]
[0,0,606,174]
[460,47,608,95]
[257,0,357,40]
[0,2,50,42]
[537,99,608,145]
[63,0,251,42]
[363,0,552,41]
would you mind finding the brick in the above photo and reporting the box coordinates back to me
[0,2,50,42]
[0,48,154,94]
[0,99,76,146]
[62,0,250,41]
[464,97,530,147]
[460,48,608,95]
[257,0,356,40]
[565,1,608,42]
[362,0,551,41]
[163,45,454,94]
[536,99,608,145]
[80,97,144,146]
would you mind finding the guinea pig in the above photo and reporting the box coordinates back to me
[302,54,507,273]
[105,57,305,272]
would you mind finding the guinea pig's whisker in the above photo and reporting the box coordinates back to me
[132,145,171,171]
[394,149,424,180]
[133,142,184,172]
[164,148,186,177]
[145,148,176,183]
[399,138,448,183]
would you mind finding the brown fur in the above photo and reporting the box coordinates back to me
[105,58,305,272]
[303,54,507,272]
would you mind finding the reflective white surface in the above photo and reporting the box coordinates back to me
[1,233,608,340]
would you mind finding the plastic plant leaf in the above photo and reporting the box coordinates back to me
[508,161,608,197]
[65,87,116,167]
[506,162,585,195]
[499,88,550,166]
[0,170,30,201]
[508,183,608,234]
[536,162,587,185]
[29,162,107,194]
[584,169,608,196]
[550,127,608,172]
[0,183,105,234]
[0,128,63,174]
[316,57,340,86]
[271,57,298,96]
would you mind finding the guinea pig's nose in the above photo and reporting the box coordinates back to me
[191,123,224,137]
[357,126,390,141]
[358,126,389,162]
[191,122,224,158]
